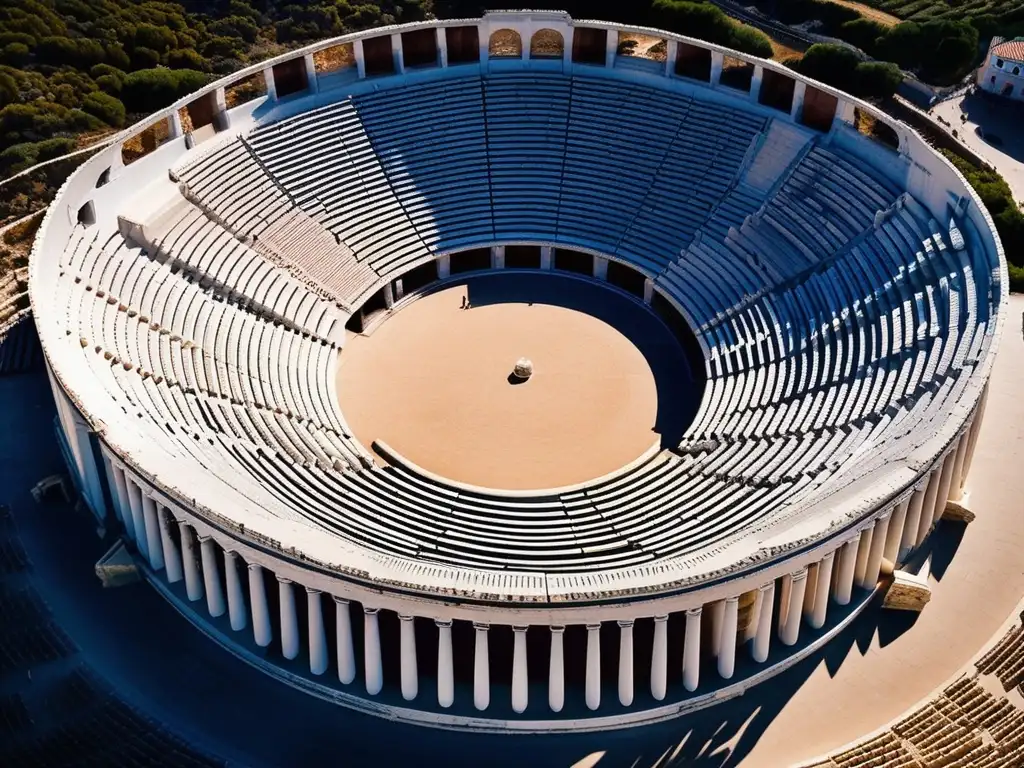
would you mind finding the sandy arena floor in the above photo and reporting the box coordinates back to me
[336,273,696,489]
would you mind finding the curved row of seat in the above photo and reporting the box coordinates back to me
[807,656,1024,767]
[43,69,998,573]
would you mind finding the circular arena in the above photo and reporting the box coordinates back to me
[29,10,1007,732]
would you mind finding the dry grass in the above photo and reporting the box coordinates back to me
[529,29,564,58]
[314,43,355,74]
[770,37,806,63]
[488,28,522,58]
[617,33,668,62]
[224,74,267,109]
[826,0,901,26]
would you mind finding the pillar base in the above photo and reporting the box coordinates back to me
[883,569,932,612]
[943,493,975,524]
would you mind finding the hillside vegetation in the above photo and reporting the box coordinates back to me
[0,0,428,221]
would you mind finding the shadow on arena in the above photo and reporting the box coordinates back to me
[0,367,970,768]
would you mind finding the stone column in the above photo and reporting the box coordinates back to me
[744,588,764,644]
[618,620,634,706]
[364,608,383,695]
[436,27,449,68]
[593,255,609,281]
[790,80,807,122]
[651,616,668,701]
[391,33,404,74]
[224,551,247,632]
[158,508,182,584]
[478,26,489,67]
[112,464,135,540]
[683,607,702,692]
[950,430,970,501]
[753,582,775,663]
[334,598,356,684]
[178,521,203,602]
[141,493,164,570]
[710,51,724,86]
[833,536,860,606]
[248,564,272,647]
[491,245,505,269]
[643,278,654,305]
[810,551,835,629]
[717,597,740,680]
[585,624,602,710]
[126,479,149,556]
[278,578,299,661]
[473,623,490,711]
[262,66,277,101]
[665,40,677,78]
[803,563,819,619]
[750,65,764,103]
[303,53,317,94]
[399,615,418,701]
[884,499,909,567]
[902,485,927,555]
[308,589,328,676]
[512,626,529,713]
[354,39,366,79]
[549,625,565,712]
[199,536,226,618]
[917,471,941,544]
[962,388,988,482]
[168,110,183,139]
[605,29,617,68]
[863,513,891,589]
[540,246,553,270]
[102,456,126,526]
[709,599,726,658]
[779,568,808,646]
[437,254,451,279]
[933,449,957,525]
[436,619,454,708]
[853,526,873,587]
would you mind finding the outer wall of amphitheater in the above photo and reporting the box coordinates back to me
[28,11,1007,732]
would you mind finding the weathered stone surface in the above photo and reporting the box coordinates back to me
[943,497,976,523]
[883,570,932,612]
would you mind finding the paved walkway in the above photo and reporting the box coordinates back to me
[2,297,1022,767]
[930,92,1024,206]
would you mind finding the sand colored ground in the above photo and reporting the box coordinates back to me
[336,276,689,490]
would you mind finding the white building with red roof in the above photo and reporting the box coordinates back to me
[978,37,1024,100]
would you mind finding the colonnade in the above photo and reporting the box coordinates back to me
[98,420,975,716]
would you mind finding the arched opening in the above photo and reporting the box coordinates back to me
[95,168,110,188]
[572,27,607,66]
[529,29,564,59]
[363,35,396,77]
[1001,82,1014,97]
[272,58,309,99]
[618,33,667,63]
[224,72,267,109]
[489,29,522,59]
[445,26,480,65]
[77,201,96,227]
[402,28,439,69]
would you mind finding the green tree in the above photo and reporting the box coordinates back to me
[121,68,210,113]
[854,61,902,100]
[0,42,30,67]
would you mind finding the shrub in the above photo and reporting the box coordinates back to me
[166,48,209,71]
[854,61,902,101]
[82,91,125,127]
[730,25,773,58]
[121,68,211,114]
[0,42,30,67]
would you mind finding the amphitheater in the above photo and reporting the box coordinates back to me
[15,8,1020,762]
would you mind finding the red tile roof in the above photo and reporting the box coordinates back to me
[993,39,1024,64]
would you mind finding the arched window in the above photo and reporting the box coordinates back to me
[489,29,522,59]
[529,29,564,59]
[1014,66,1021,76]
[996,58,1004,68]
